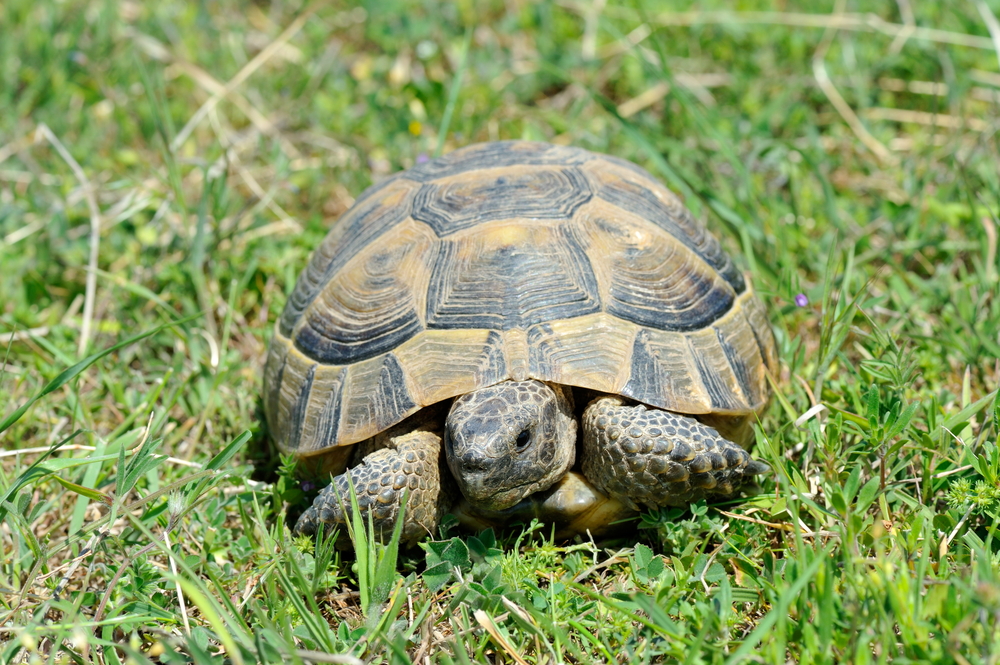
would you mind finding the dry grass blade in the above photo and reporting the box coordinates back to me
[163,528,191,635]
[877,77,948,95]
[878,76,1000,104]
[33,124,103,357]
[127,28,302,161]
[567,2,998,50]
[51,528,107,602]
[170,7,315,151]
[0,133,34,168]
[597,23,651,59]
[864,107,990,132]
[812,3,898,166]
[581,0,606,60]
[888,0,916,54]
[976,0,1000,71]
[571,549,629,583]
[973,69,1000,87]
[2,218,45,246]
[294,650,363,665]
[0,327,49,344]
[207,111,300,234]
[618,81,670,118]
[635,9,997,50]
[715,510,798,532]
[0,443,195,471]
[675,72,726,106]
[983,217,998,283]
[474,609,530,665]
[616,74,730,116]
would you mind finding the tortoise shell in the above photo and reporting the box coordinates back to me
[264,141,777,460]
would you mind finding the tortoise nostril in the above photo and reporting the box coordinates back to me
[460,453,490,473]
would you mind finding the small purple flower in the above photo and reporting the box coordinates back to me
[794,293,809,307]
[416,153,429,164]
[301,480,316,493]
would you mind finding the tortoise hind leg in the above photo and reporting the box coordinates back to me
[581,397,769,511]
[294,430,445,545]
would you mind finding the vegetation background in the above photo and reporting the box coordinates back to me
[2,0,1000,662]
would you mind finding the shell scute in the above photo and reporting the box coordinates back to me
[526,314,634,393]
[279,181,418,337]
[394,329,507,405]
[621,328,708,414]
[293,220,433,363]
[405,140,593,182]
[575,206,735,332]
[424,224,600,331]
[411,166,592,237]
[685,328,751,413]
[337,353,419,445]
[583,159,745,292]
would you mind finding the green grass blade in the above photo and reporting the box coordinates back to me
[0,313,199,435]
[0,429,84,523]
[724,544,833,664]
[51,475,112,505]
[434,27,473,157]
[372,490,407,603]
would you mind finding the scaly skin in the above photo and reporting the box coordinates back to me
[294,430,445,545]
[295,386,769,542]
[581,396,769,511]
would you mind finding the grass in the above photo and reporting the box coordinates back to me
[2,0,1000,661]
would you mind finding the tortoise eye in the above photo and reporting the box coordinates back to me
[515,429,532,451]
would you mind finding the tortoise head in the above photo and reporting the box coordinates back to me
[444,380,576,511]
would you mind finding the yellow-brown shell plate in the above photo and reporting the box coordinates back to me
[265,141,776,456]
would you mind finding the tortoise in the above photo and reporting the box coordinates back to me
[263,140,777,543]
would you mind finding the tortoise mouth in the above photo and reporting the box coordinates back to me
[458,476,536,512]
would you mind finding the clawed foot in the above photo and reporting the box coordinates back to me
[582,396,768,511]
[294,430,444,545]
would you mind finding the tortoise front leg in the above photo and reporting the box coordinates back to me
[581,397,769,511]
[294,430,445,545]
